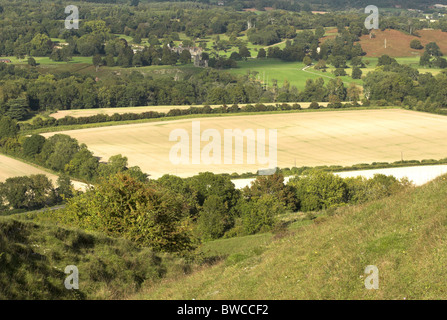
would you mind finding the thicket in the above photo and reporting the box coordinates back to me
[59,170,412,252]
[363,55,447,109]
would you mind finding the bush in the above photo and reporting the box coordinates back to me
[344,174,410,204]
[242,173,297,211]
[241,195,284,235]
[361,99,370,106]
[410,39,423,50]
[333,68,347,77]
[288,170,348,212]
[197,195,233,241]
[0,175,56,210]
[309,101,320,109]
[62,173,197,253]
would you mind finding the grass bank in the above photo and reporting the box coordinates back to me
[132,175,447,299]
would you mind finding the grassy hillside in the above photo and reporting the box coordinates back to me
[0,215,191,300]
[4,175,447,300]
[131,176,447,300]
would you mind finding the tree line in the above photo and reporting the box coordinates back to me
[363,55,447,111]
[1,62,365,122]
[56,169,411,254]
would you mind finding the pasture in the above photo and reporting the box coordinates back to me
[228,56,443,93]
[227,58,361,90]
[42,109,447,179]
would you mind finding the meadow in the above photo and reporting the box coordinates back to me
[227,58,351,90]
[41,109,447,179]
[227,56,443,92]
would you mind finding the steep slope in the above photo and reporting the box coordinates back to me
[136,176,447,299]
[0,217,175,299]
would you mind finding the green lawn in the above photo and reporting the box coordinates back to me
[227,58,361,90]
[2,55,93,65]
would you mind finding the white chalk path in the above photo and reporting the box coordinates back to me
[301,64,335,79]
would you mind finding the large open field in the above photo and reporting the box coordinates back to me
[42,109,447,179]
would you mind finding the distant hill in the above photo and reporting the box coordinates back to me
[95,0,447,11]
[151,0,447,10]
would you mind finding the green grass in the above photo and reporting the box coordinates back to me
[3,56,93,65]
[0,213,193,299]
[226,56,444,93]
[227,56,443,93]
[132,175,447,299]
[227,58,361,90]
[200,233,273,260]
[360,56,443,76]
[7,172,447,299]
[50,38,68,43]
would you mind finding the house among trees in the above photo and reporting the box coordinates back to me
[132,44,144,54]
[53,42,68,50]
[169,44,208,67]
[0,59,11,63]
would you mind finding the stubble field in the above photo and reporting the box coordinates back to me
[49,102,330,119]
[0,154,88,190]
[41,109,447,179]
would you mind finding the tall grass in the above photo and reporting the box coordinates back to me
[0,216,191,299]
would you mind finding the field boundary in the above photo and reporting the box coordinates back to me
[28,106,398,134]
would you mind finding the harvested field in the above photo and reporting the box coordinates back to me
[0,154,59,182]
[49,102,328,119]
[42,109,447,179]
[359,29,447,57]
[0,154,88,190]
